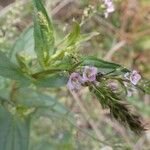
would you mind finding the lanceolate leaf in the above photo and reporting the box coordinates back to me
[33,0,55,67]
[0,51,31,85]
[82,56,129,74]
[0,106,30,150]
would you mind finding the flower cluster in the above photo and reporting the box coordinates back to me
[103,0,115,18]
[124,70,141,85]
[67,66,98,91]
[67,68,142,94]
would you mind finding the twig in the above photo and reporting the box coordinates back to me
[51,0,76,16]
[70,90,105,142]
[104,41,126,61]
[93,15,117,33]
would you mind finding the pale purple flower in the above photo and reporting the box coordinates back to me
[130,70,141,85]
[108,82,118,91]
[67,72,83,91]
[82,66,98,82]
[103,0,115,18]
[124,70,141,85]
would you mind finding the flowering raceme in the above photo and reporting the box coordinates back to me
[67,68,142,94]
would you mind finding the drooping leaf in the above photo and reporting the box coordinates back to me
[0,106,30,150]
[0,51,32,85]
[82,56,129,74]
[33,0,55,67]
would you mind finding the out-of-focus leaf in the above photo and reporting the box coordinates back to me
[10,26,35,66]
[137,36,150,50]
[35,74,68,88]
[30,130,74,150]
[0,106,30,150]
[33,0,55,67]
[0,88,10,102]
[0,51,31,85]
[15,88,69,115]
[82,56,128,74]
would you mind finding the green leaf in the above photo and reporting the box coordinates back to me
[15,88,69,115]
[9,26,35,66]
[0,51,31,85]
[82,56,128,74]
[0,106,30,150]
[33,0,55,67]
[64,21,80,47]
[35,73,68,88]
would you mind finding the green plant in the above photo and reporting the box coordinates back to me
[0,0,149,149]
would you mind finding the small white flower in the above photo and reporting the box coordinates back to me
[103,0,115,18]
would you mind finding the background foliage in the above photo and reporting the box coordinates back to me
[0,0,150,150]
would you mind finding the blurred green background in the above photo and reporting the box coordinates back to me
[0,0,150,149]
